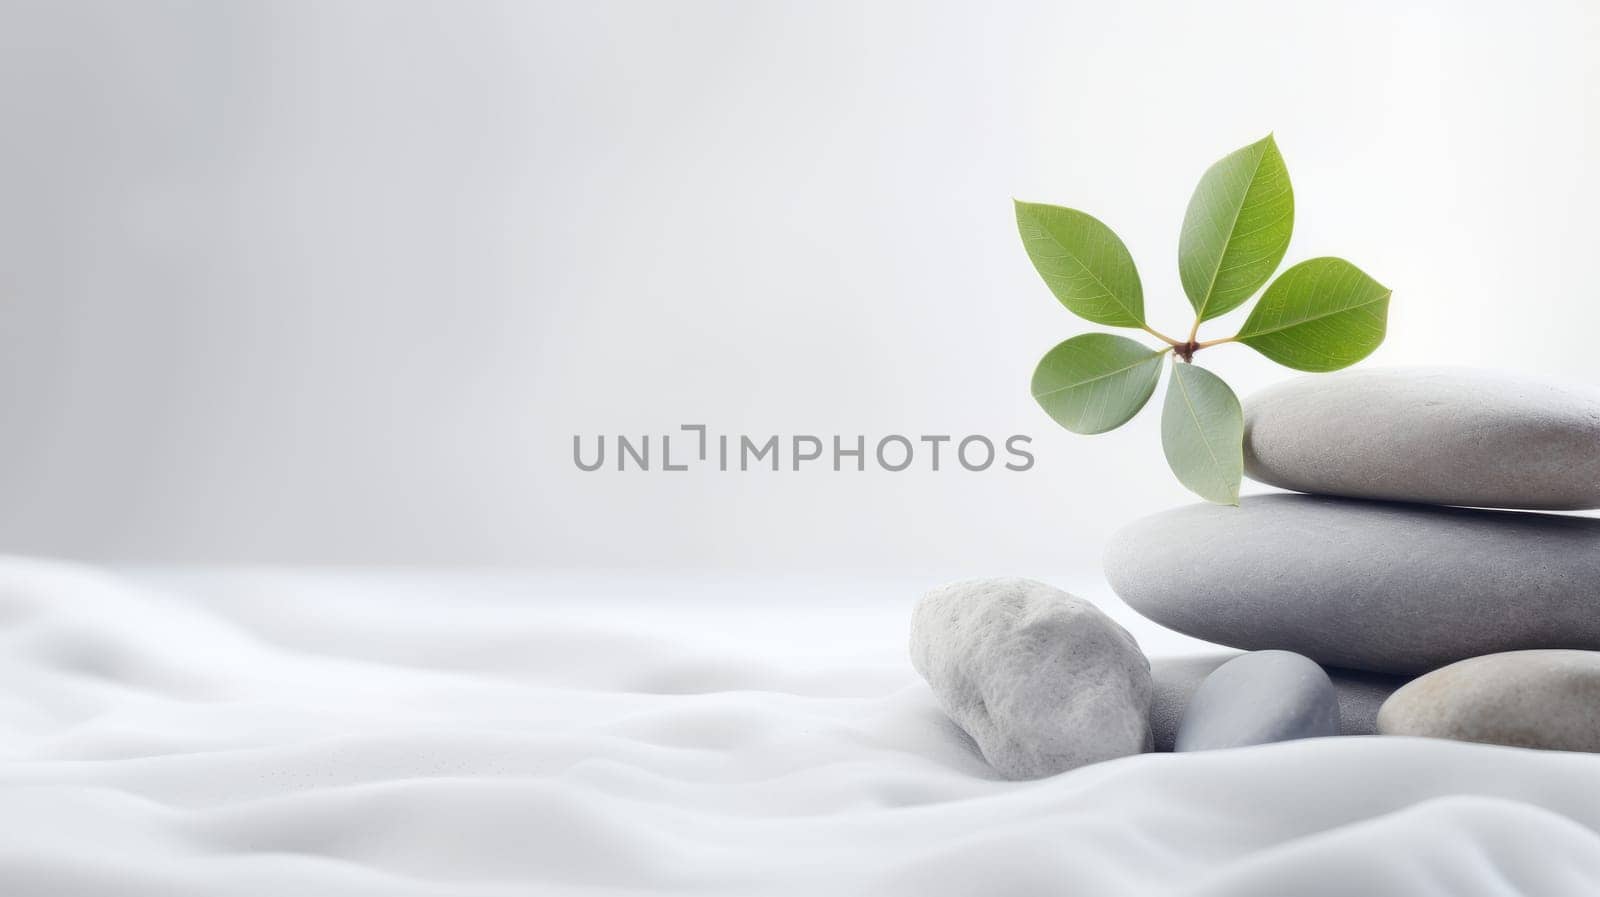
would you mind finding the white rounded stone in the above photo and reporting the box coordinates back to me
[910,577,1152,778]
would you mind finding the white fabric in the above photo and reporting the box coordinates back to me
[0,560,1595,896]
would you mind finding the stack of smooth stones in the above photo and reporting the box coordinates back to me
[910,367,1600,779]
[1108,366,1600,751]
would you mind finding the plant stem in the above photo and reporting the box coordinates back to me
[1172,333,1235,362]
[1147,322,1229,362]
[1141,325,1183,347]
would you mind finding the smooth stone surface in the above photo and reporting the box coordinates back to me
[910,577,1152,778]
[1244,367,1600,510]
[1105,493,1600,675]
[1173,651,1338,751]
[1151,655,1405,751]
[1378,650,1600,751]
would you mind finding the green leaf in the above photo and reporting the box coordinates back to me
[1178,135,1294,322]
[1161,360,1243,504]
[1031,334,1165,435]
[1015,200,1145,328]
[1235,257,1391,372]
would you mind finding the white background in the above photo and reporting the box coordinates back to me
[1,0,1596,569]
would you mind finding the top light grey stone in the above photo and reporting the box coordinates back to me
[1243,367,1600,510]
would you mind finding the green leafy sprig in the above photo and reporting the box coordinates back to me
[1017,134,1391,504]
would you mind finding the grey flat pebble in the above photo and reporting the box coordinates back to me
[1172,651,1338,751]
[910,578,1152,779]
[1244,367,1600,510]
[1151,655,1404,751]
[1377,650,1600,751]
[1105,494,1600,675]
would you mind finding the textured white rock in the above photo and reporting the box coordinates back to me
[1378,650,1600,751]
[910,577,1152,778]
[1244,367,1600,510]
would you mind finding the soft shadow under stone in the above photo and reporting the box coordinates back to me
[1151,654,1408,752]
[1106,494,1600,675]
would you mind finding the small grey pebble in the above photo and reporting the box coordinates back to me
[1174,650,1339,751]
